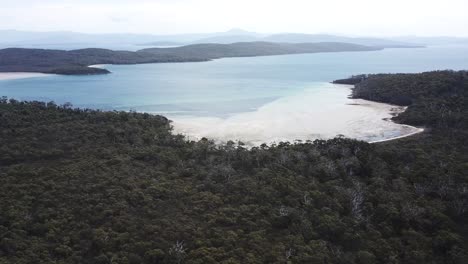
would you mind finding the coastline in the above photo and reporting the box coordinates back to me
[369,126,425,143]
[343,83,425,144]
[0,57,429,146]
[0,70,425,145]
[0,72,54,81]
[170,84,426,146]
[88,64,108,69]
[369,100,425,144]
[0,43,387,77]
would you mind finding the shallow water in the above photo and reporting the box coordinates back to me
[1,45,468,144]
[171,83,420,145]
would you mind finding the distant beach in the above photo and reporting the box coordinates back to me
[88,64,107,69]
[0,72,53,81]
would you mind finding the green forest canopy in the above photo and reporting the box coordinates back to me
[0,70,467,263]
[0,42,380,75]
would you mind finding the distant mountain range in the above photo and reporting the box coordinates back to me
[2,28,464,50]
[0,29,264,50]
[192,33,416,47]
[0,42,382,75]
[391,36,468,46]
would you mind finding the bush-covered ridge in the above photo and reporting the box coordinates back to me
[0,70,467,263]
[0,42,380,75]
[335,70,468,128]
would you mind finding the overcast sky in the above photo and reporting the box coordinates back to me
[1,0,468,36]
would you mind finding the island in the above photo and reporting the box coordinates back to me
[0,70,467,263]
[0,42,384,75]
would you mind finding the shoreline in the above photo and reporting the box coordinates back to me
[369,126,425,143]
[169,84,425,146]
[0,43,390,77]
[88,64,108,69]
[0,69,426,145]
[0,72,54,81]
[336,84,425,144]
[345,84,424,144]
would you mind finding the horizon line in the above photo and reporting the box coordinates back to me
[1,28,468,39]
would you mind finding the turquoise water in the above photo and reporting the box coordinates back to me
[1,45,468,116]
[1,45,468,144]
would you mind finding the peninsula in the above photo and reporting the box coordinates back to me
[0,42,383,75]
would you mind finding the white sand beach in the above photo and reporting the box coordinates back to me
[0,72,53,81]
[369,126,425,143]
[170,84,424,146]
[88,64,107,69]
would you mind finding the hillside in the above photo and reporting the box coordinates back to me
[0,42,381,75]
[139,42,382,59]
[144,34,421,47]
[335,71,468,128]
[0,71,467,263]
[262,34,419,47]
[0,48,207,75]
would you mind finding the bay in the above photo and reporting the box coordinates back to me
[1,45,467,144]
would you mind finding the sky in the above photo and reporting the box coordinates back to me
[1,0,468,37]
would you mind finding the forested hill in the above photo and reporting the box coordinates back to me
[335,70,468,129]
[0,42,380,75]
[1,71,467,263]
[138,42,381,59]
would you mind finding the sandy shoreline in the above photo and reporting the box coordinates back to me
[0,72,53,81]
[349,101,426,143]
[0,72,424,145]
[170,84,426,146]
[349,89,425,144]
[88,64,107,69]
[370,126,425,143]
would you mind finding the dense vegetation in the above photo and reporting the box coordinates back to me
[0,70,467,263]
[336,71,468,128]
[0,42,381,75]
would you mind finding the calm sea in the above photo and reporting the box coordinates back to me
[1,45,468,144]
